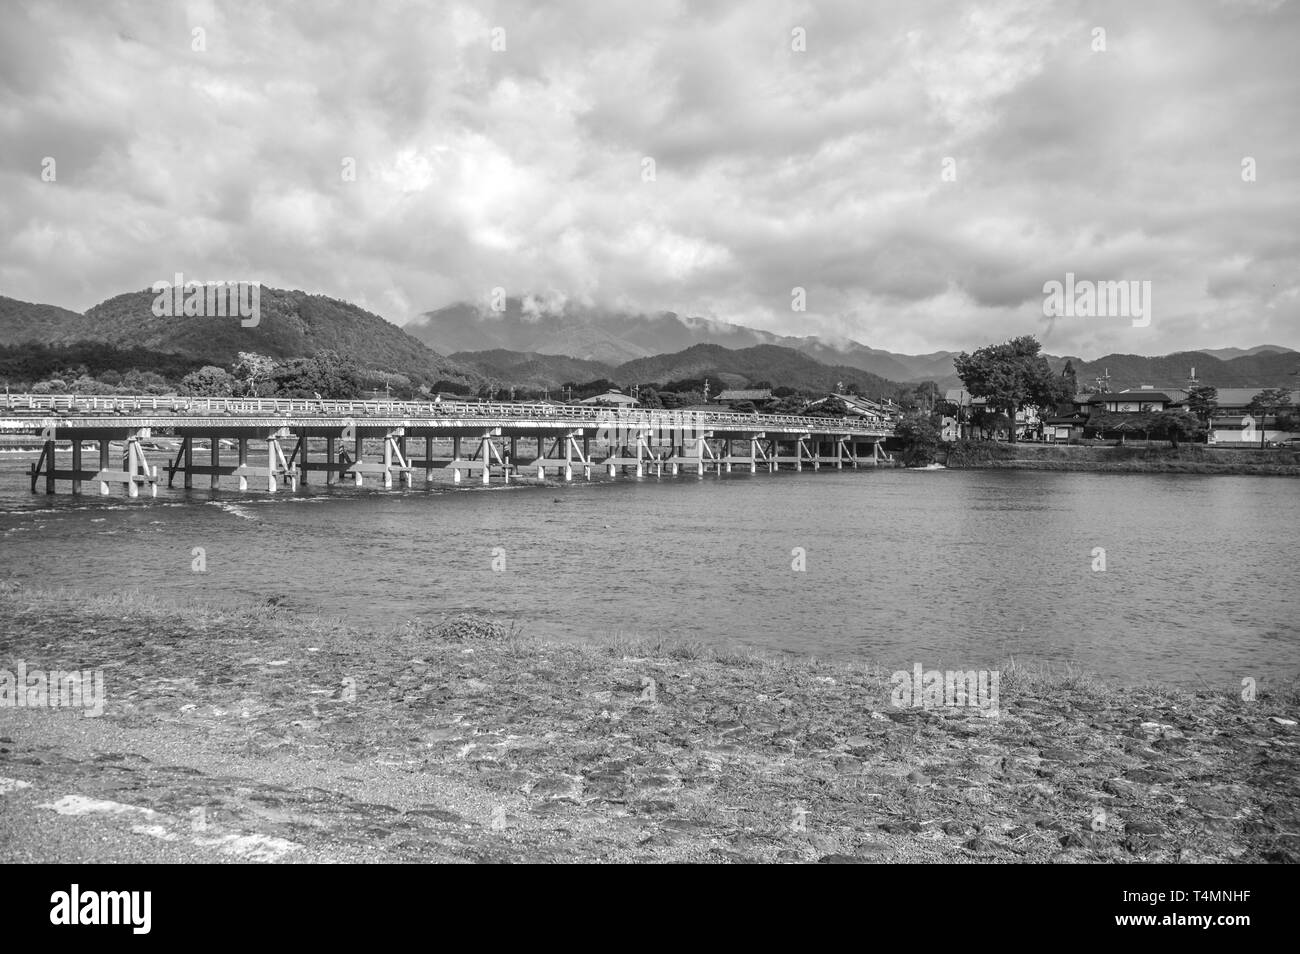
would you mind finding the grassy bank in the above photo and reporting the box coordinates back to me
[1,585,1297,863]
[941,440,1300,476]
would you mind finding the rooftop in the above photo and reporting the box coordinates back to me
[716,388,773,402]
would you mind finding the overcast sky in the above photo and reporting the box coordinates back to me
[1,0,1297,358]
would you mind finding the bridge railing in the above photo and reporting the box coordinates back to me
[1,393,896,435]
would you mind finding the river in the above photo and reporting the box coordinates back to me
[1,454,1296,686]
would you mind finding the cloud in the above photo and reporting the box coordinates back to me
[0,0,1297,359]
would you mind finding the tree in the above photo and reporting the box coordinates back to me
[232,352,276,397]
[121,369,170,394]
[894,412,941,465]
[909,381,939,413]
[1185,385,1218,428]
[286,350,361,398]
[181,365,237,396]
[1154,411,1205,448]
[953,336,1070,443]
[1246,388,1292,448]
[804,396,848,418]
[1057,360,1079,414]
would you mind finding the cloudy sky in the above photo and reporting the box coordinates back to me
[1,0,1297,357]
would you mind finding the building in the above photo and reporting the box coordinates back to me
[1083,385,1298,444]
[579,389,639,407]
[1087,387,1176,413]
[804,393,899,426]
[941,388,1041,441]
[715,388,774,408]
[1042,413,1087,443]
[1208,413,1296,446]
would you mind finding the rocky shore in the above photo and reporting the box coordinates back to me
[1,585,1296,863]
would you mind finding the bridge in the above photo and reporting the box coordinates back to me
[1,393,896,496]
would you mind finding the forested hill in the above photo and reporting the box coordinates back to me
[7,288,482,388]
[614,343,900,396]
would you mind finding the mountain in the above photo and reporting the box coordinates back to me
[10,288,482,387]
[406,299,783,365]
[612,344,900,398]
[0,295,84,345]
[406,298,963,382]
[450,342,908,396]
[450,349,614,389]
[1196,345,1295,361]
[411,298,1300,393]
[1049,350,1300,391]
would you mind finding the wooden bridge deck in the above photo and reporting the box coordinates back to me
[1,394,895,496]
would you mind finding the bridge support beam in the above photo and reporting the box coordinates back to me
[568,432,588,480]
[29,429,159,497]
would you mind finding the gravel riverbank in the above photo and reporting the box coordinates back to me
[1,586,1296,863]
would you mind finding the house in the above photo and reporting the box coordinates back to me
[941,389,975,440]
[804,393,899,425]
[1087,387,1175,413]
[716,388,774,408]
[1085,385,1298,443]
[579,389,639,407]
[940,388,1041,440]
[1043,413,1087,443]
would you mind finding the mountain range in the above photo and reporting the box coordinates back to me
[2,290,1296,396]
[405,298,964,382]
[413,299,1297,392]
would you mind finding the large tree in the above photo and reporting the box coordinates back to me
[1185,385,1219,427]
[953,336,1069,443]
[1154,410,1205,448]
[1058,360,1079,413]
[894,412,941,465]
[181,365,237,396]
[232,352,276,397]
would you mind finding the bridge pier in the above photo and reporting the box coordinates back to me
[481,432,494,485]
[99,439,111,494]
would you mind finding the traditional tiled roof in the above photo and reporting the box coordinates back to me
[716,388,773,401]
[1090,392,1174,404]
[579,390,638,405]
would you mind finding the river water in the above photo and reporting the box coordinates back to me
[0,453,1296,687]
